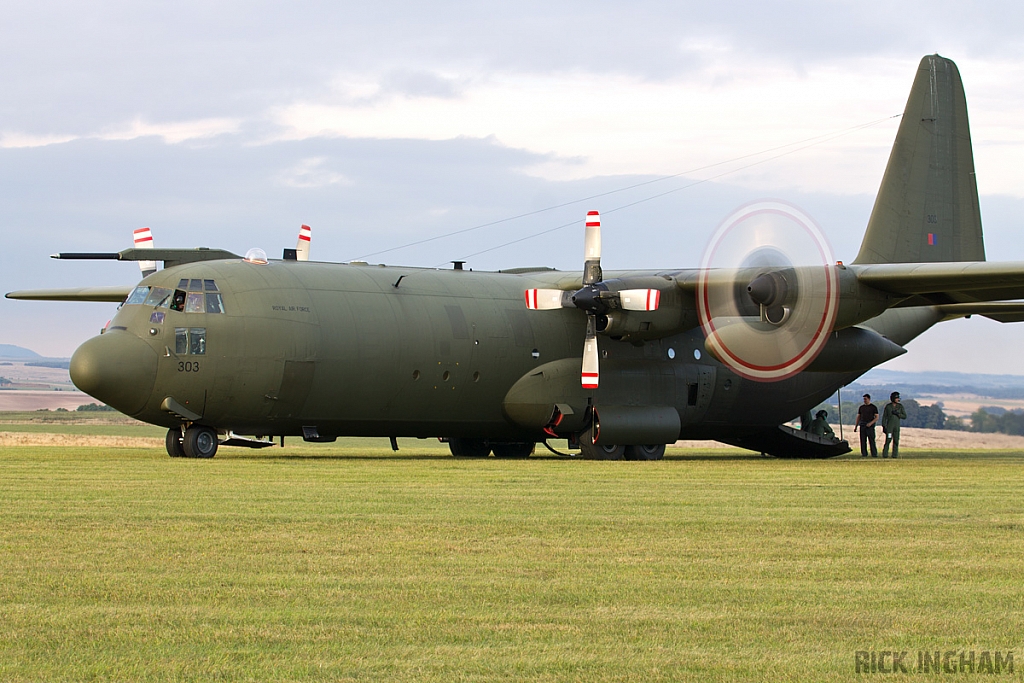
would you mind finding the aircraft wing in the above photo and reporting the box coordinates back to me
[52,248,241,268]
[5,285,134,302]
[850,261,1024,302]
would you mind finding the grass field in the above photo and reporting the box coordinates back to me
[2,437,1023,681]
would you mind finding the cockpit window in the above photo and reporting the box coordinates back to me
[205,292,225,314]
[140,281,224,313]
[185,292,205,313]
[125,286,150,305]
[169,289,187,312]
[144,287,172,307]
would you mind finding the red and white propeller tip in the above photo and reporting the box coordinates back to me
[619,289,660,311]
[296,224,311,261]
[133,227,157,277]
[524,289,565,310]
[582,332,600,389]
[584,211,601,260]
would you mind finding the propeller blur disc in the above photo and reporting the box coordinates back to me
[697,200,838,381]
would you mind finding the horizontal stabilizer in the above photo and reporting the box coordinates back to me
[5,285,134,302]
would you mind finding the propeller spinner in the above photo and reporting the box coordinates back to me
[525,211,662,390]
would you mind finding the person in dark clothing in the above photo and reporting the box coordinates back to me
[854,393,879,457]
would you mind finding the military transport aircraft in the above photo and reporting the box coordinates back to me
[8,54,1024,460]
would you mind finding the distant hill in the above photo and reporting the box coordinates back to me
[817,369,1024,403]
[860,369,1024,389]
[0,344,42,360]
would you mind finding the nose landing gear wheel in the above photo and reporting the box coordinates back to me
[182,425,218,458]
[165,428,186,458]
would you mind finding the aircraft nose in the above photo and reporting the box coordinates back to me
[70,332,159,415]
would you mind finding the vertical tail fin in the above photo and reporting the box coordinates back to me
[854,55,984,265]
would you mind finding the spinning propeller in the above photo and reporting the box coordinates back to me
[696,200,839,381]
[525,211,661,389]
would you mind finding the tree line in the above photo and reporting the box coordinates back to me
[813,397,1024,435]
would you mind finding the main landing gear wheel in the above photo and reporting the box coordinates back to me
[624,444,666,461]
[578,427,626,460]
[492,442,535,458]
[182,425,218,459]
[448,438,491,457]
[165,428,186,458]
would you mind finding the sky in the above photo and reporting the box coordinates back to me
[2,0,1024,373]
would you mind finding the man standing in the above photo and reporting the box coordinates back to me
[881,391,908,458]
[854,393,879,457]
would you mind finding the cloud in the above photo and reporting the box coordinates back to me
[0,132,78,149]
[0,117,243,149]
[98,117,243,144]
[276,157,352,188]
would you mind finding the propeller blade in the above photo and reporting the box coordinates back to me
[296,224,311,261]
[582,316,600,389]
[525,288,569,310]
[618,289,661,311]
[583,210,602,285]
[132,227,157,277]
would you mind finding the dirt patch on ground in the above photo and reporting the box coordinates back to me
[0,391,94,412]
[0,432,163,449]
[674,427,1024,452]
[891,427,1024,450]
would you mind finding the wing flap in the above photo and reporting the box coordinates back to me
[936,301,1024,323]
